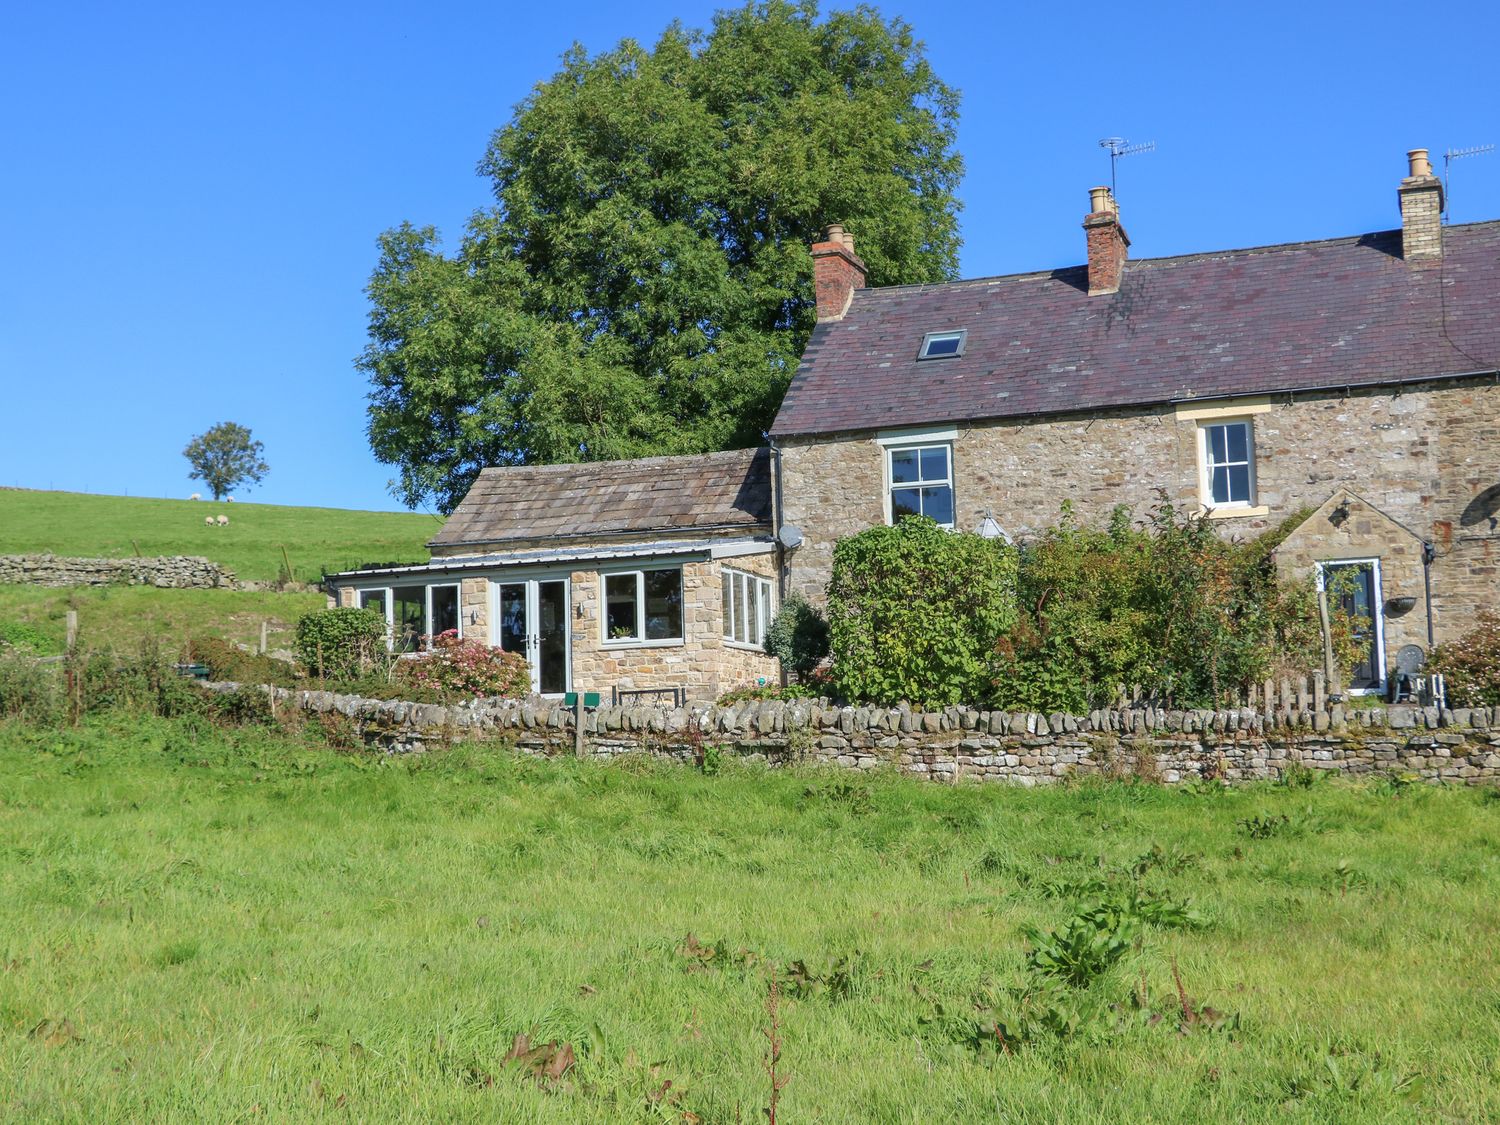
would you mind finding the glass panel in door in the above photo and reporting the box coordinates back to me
[535,580,569,695]
[497,584,528,657]
[1327,562,1380,690]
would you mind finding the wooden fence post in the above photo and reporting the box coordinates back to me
[574,692,586,758]
[259,620,268,656]
[66,610,78,651]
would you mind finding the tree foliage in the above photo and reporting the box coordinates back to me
[361,1,963,512]
[827,518,1018,709]
[183,422,269,501]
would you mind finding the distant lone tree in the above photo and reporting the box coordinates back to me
[184,422,269,501]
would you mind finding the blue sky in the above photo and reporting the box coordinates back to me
[4,0,1497,513]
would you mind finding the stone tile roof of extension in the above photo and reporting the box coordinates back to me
[429,448,772,550]
[771,221,1500,438]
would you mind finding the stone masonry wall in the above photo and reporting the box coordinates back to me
[330,554,782,700]
[210,682,1500,787]
[0,554,235,589]
[778,378,1500,645]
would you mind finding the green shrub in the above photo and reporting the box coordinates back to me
[990,502,1323,712]
[763,593,830,679]
[403,630,531,700]
[826,517,1018,709]
[1428,612,1500,708]
[189,636,300,688]
[295,607,387,680]
[0,650,63,722]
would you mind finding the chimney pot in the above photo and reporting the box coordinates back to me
[811,224,867,322]
[1089,186,1113,214]
[1407,148,1433,178]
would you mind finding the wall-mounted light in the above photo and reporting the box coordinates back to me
[469,610,480,625]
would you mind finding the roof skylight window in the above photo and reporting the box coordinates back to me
[917,330,965,360]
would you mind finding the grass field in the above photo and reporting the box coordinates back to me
[3,715,1498,1122]
[0,585,326,658]
[0,489,437,584]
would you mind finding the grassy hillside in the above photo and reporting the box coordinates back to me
[0,585,326,657]
[0,489,438,583]
[2,716,1497,1121]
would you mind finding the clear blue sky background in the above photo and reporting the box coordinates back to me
[4,0,1497,514]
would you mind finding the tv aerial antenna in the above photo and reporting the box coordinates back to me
[1098,137,1155,197]
[1442,144,1494,220]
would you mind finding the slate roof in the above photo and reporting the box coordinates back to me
[428,448,772,550]
[771,221,1500,437]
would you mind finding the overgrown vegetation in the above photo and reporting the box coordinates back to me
[2,712,1497,1120]
[1428,611,1500,708]
[827,517,1018,708]
[990,501,1325,711]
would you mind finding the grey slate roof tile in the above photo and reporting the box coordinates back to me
[429,448,771,549]
[770,222,1500,437]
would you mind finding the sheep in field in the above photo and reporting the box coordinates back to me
[204,516,214,526]
[189,492,201,501]
[216,514,230,527]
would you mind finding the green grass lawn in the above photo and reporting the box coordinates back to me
[0,489,438,583]
[0,585,326,658]
[3,716,1498,1122]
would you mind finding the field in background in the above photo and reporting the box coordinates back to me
[0,586,325,658]
[3,715,1498,1121]
[0,489,437,584]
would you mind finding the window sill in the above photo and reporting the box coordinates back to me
[723,638,767,653]
[601,638,685,650]
[1198,504,1269,520]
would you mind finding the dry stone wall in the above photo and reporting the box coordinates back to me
[206,682,1500,787]
[0,554,235,589]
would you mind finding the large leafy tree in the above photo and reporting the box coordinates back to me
[361,0,963,513]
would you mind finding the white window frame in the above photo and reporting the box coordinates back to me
[356,582,462,652]
[1316,557,1387,696]
[600,565,684,648]
[723,567,775,649]
[882,441,955,529]
[1196,418,1258,511]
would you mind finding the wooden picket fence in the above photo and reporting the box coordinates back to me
[1113,671,1332,713]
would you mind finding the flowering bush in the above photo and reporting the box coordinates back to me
[403,631,531,700]
[1428,613,1500,708]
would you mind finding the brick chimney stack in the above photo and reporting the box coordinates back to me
[811,224,867,322]
[1083,186,1130,296]
[1398,147,1445,263]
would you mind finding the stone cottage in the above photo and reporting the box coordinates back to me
[770,148,1500,696]
[326,449,781,701]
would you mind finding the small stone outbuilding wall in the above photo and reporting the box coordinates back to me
[0,554,235,589]
[212,682,1500,786]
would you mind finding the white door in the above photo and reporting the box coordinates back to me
[492,578,571,695]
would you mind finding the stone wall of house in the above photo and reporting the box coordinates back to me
[331,555,781,700]
[0,554,235,589]
[778,378,1500,647]
[570,555,780,700]
[209,681,1500,786]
